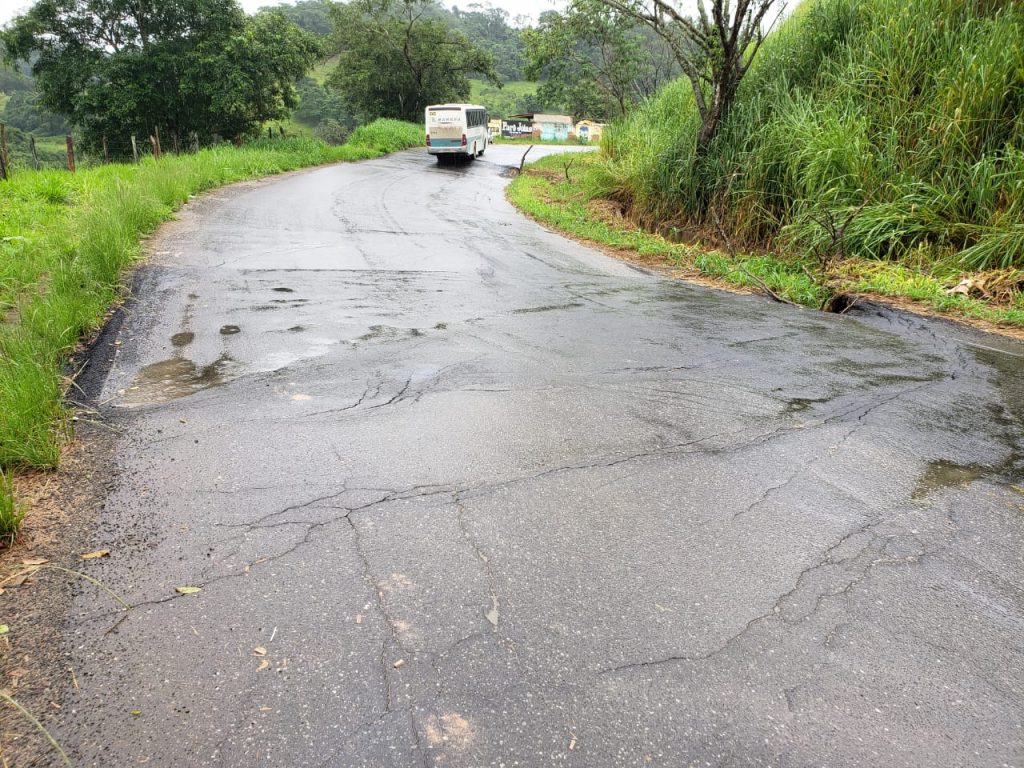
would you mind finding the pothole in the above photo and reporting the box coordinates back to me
[119,354,241,406]
[823,293,859,314]
[912,459,989,500]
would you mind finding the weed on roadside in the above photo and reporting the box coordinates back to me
[0,469,24,547]
[508,153,1024,330]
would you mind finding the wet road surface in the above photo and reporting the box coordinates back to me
[60,145,1024,766]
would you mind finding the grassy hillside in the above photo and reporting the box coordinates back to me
[309,55,339,85]
[0,120,423,531]
[601,0,1024,271]
[470,78,539,117]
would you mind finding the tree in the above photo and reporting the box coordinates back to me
[1,0,322,152]
[591,0,784,153]
[3,89,70,135]
[264,0,335,36]
[294,76,357,138]
[447,4,525,81]
[523,1,677,121]
[327,0,497,123]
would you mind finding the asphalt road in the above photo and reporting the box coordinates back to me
[56,144,1024,767]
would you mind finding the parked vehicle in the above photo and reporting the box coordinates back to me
[425,103,488,163]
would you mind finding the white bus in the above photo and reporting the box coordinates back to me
[425,104,488,163]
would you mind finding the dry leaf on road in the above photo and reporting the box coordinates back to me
[253,646,267,657]
[80,550,111,560]
[175,586,202,595]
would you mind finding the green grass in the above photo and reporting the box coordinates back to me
[508,153,828,306]
[508,152,1024,326]
[0,470,24,546]
[277,117,317,139]
[0,119,423,530]
[470,79,537,100]
[602,0,1024,273]
[309,55,340,86]
[469,78,539,117]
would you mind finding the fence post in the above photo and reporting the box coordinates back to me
[0,123,8,181]
[66,134,76,173]
[29,135,39,170]
[153,126,162,159]
[268,127,273,140]
[279,126,285,138]
[102,135,110,164]
[172,132,179,154]
[131,135,139,164]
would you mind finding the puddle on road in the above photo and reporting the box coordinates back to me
[171,332,195,347]
[120,354,240,406]
[971,345,1024,483]
[511,302,584,314]
[911,344,1023,501]
[912,460,989,500]
[220,325,241,335]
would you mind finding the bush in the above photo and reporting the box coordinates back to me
[603,0,1024,269]
[0,469,24,547]
[315,118,351,145]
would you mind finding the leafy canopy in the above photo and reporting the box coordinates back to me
[593,0,784,153]
[1,0,323,152]
[523,0,677,121]
[328,0,497,123]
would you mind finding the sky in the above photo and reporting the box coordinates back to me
[0,0,566,27]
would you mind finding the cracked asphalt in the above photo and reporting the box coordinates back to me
[55,145,1024,767]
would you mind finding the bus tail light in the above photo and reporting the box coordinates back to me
[461,133,467,146]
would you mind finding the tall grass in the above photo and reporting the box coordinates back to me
[602,0,1024,270]
[0,469,24,545]
[0,119,423,528]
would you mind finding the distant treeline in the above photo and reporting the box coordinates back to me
[0,0,681,159]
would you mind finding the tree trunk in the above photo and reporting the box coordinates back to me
[695,75,736,159]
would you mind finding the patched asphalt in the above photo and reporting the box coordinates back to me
[48,145,1024,767]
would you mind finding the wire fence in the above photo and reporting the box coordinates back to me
[0,123,293,179]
